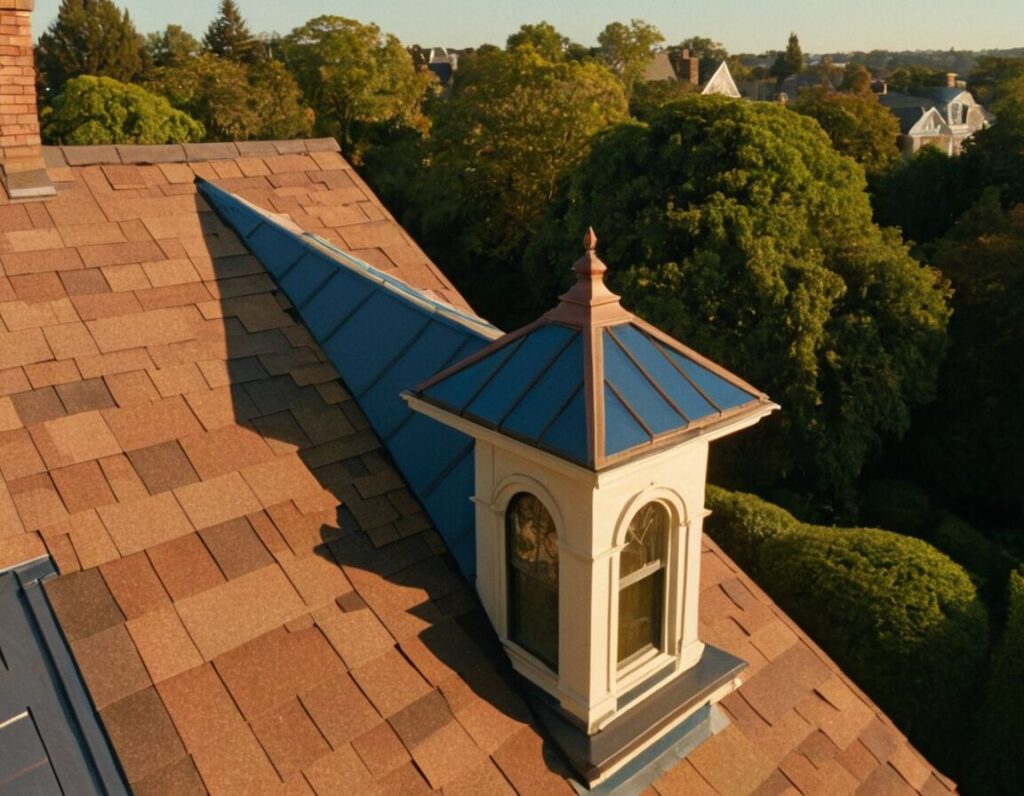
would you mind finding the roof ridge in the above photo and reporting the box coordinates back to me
[42,138,342,168]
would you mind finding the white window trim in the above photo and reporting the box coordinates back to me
[487,475,565,683]
[610,489,689,695]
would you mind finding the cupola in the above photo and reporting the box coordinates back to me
[405,230,778,786]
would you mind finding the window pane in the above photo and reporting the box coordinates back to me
[620,503,667,578]
[509,569,559,669]
[508,493,558,585]
[506,493,559,671]
[618,570,664,664]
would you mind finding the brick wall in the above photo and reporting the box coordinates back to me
[0,0,44,176]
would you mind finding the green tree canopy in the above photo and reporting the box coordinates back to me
[203,0,263,63]
[628,78,696,121]
[368,46,627,326]
[840,63,873,95]
[36,0,143,92]
[527,97,951,511]
[597,19,665,95]
[903,192,1024,528]
[144,24,200,69]
[41,75,203,145]
[963,74,1024,206]
[770,32,803,81]
[506,22,570,62]
[886,64,947,94]
[279,16,433,158]
[968,55,1024,105]
[870,147,969,244]
[792,88,900,176]
[146,54,311,142]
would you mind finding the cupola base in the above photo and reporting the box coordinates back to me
[521,644,746,788]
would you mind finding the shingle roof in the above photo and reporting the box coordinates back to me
[0,139,957,795]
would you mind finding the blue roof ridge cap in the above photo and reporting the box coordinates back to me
[196,178,501,342]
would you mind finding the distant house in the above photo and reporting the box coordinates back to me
[878,77,993,155]
[427,46,458,91]
[700,61,741,98]
[642,50,678,82]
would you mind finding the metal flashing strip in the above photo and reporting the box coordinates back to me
[0,559,128,795]
[199,179,496,579]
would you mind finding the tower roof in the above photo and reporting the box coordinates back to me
[413,230,774,469]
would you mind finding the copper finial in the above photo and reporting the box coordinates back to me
[546,224,629,325]
[583,227,597,251]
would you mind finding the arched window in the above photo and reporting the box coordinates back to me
[506,492,559,670]
[618,502,668,666]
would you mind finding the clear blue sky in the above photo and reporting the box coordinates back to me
[32,1,1024,53]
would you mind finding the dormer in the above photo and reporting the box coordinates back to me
[405,230,778,785]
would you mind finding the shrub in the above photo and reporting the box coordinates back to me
[931,511,1012,592]
[859,478,933,537]
[969,566,1024,793]
[42,75,204,145]
[704,485,802,575]
[759,525,988,771]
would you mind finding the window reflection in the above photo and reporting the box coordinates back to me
[507,493,559,670]
[618,502,668,666]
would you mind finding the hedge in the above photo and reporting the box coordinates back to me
[969,566,1024,794]
[705,486,989,775]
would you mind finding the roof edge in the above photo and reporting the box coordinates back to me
[42,137,341,169]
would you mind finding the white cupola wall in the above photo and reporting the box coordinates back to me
[406,229,778,783]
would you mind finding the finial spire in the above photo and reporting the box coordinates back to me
[546,224,629,325]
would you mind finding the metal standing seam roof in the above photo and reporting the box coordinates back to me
[414,230,772,470]
[199,179,500,578]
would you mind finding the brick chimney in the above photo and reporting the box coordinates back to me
[0,0,53,199]
[946,72,957,88]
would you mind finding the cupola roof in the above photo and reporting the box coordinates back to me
[413,230,773,469]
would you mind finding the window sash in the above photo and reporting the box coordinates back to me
[619,559,663,590]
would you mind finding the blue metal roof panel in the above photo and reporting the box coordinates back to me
[610,325,717,420]
[604,382,651,456]
[663,346,756,410]
[500,331,583,442]
[603,329,686,435]
[199,180,498,580]
[466,324,577,425]
[537,387,589,463]
[423,338,523,411]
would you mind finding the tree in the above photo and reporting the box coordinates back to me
[145,24,200,69]
[506,22,570,62]
[840,63,873,95]
[629,78,696,121]
[36,0,143,92]
[527,97,951,512]
[368,47,628,327]
[968,55,1024,105]
[870,147,969,244]
[41,75,204,145]
[902,192,1024,528]
[279,16,433,158]
[598,19,665,96]
[792,88,900,176]
[147,54,311,142]
[886,65,947,94]
[769,32,803,81]
[203,0,263,63]
[963,74,1024,206]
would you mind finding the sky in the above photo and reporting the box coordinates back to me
[32,1,1024,54]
